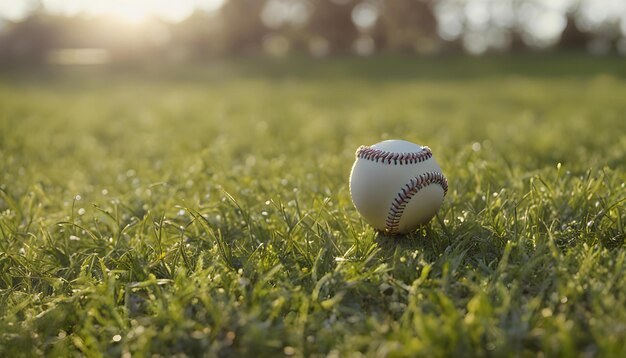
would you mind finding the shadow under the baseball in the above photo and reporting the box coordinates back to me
[373,220,452,261]
[370,214,510,286]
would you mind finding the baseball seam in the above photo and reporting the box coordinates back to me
[385,172,448,234]
[356,145,433,165]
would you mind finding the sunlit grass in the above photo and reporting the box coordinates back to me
[0,56,625,356]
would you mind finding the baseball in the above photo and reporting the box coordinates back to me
[349,139,448,235]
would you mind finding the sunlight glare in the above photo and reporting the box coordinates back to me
[0,0,36,21]
[38,0,227,24]
[113,1,150,24]
[153,0,195,24]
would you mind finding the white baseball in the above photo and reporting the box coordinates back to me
[349,139,448,235]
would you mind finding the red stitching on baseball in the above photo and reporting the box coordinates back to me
[356,146,433,165]
[384,172,448,234]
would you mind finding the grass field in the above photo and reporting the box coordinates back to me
[1,55,625,357]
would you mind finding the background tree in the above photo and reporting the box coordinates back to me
[219,0,269,55]
[379,0,438,54]
[307,0,359,54]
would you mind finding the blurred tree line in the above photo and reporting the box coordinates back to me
[1,0,625,65]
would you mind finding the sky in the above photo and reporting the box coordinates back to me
[0,0,225,23]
